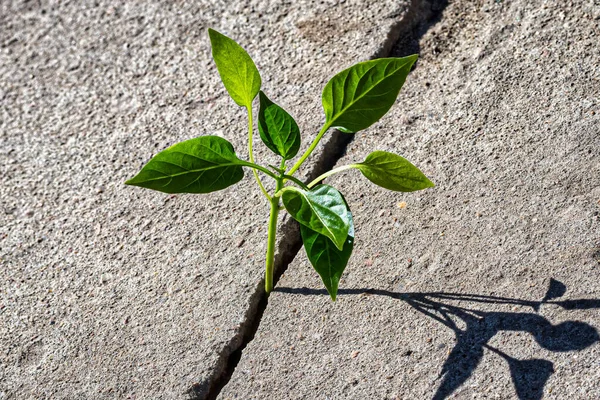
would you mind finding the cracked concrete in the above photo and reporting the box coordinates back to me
[1,1,411,398]
[220,0,600,399]
[2,0,599,399]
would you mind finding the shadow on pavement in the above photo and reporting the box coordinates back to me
[276,279,600,400]
[391,0,449,59]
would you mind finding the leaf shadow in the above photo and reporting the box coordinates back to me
[275,280,600,400]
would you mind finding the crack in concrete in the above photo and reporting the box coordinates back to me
[193,1,449,398]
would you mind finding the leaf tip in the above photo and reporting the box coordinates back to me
[405,53,419,67]
[208,28,228,50]
[326,286,338,301]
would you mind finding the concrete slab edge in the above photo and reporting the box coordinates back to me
[195,1,449,398]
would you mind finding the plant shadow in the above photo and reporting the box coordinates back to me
[276,279,600,400]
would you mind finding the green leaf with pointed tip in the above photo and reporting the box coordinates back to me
[356,150,434,192]
[258,91,301,160]
[301,203,354,301]
[281,185,350,251]
[125,136,244,194]
[322,55,418,133]
[208,28,261,108]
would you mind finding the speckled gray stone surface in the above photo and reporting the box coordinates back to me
[0,1,410,398]
[221,1,600,399]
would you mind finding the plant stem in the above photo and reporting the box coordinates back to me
[265,177,283,293]
[287,122,331,176]
[240,161,279,180]
[307,164,359,188]
[247,105,271,200]
[281,174,309,190]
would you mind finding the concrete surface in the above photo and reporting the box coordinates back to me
[0,1,410,398]
[221,0,600,399]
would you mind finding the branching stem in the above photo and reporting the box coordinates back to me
[265,176,283,293]
[282,174,309,190]
[287,122,331,176]
[307,164,359,188]
[241,161,279,180]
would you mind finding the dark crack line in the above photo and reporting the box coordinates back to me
[195,1,450,399]
[193,217,302,400]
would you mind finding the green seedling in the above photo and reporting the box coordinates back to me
[126,29,434,301]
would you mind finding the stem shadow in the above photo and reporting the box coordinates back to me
[275,279,600,400]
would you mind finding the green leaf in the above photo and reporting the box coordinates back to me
[258,91,301,160]
[356,150,434,192]
[281,185,350,250]
[208,28,261,108]
[301,204,354,301]
[322,55,417,133]
[125,136,244,194]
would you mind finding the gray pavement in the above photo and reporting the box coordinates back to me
[0,1,410,399]
[221,0,600,399]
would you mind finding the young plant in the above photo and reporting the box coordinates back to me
[125,29,434,301]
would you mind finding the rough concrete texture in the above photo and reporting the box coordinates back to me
[221,1,600,399]
[0,1,410,398]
